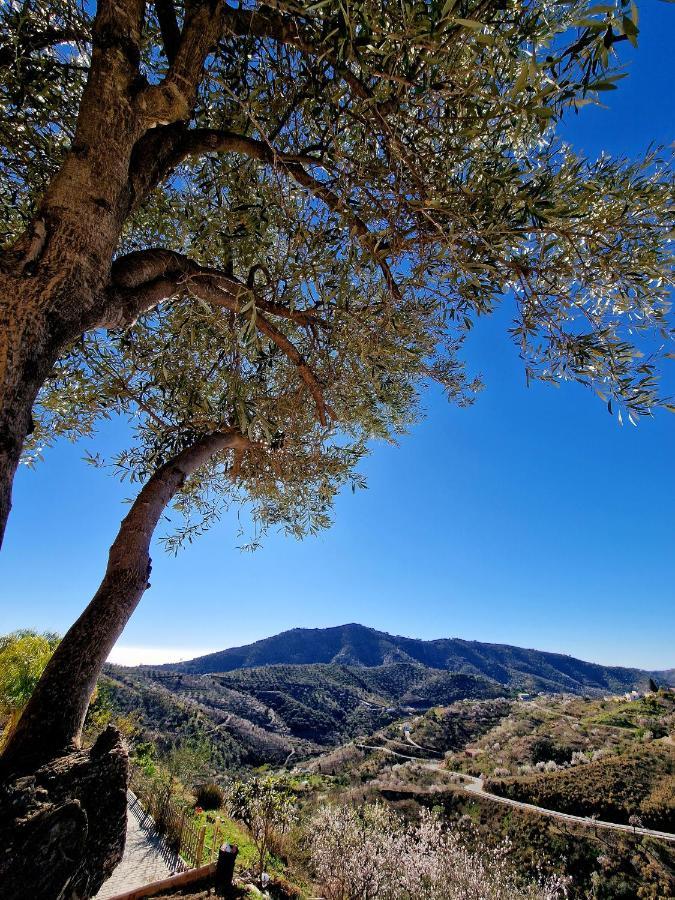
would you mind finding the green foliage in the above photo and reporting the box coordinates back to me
[0,0,88,244]
[82,679,142,743]
[133,742,158,778]
[197,810,262,873]
[0,630,59,743]
[530,737,573,766]
[1,1,671,555]
[165,624,660,695]
[104,660,505,764]
[299,692,675,898]
[485,745,674,829]
[443,691,675,778]
[229,776,296,878]
[164,736,213,788]
[101,637,671,773]
[435,792,675,900]
[412,699,513,753]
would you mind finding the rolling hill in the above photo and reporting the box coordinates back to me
[160,623,670,695]
[102,625,671,770]
[103,660,504,766]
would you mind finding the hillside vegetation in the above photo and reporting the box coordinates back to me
[291,693,675,898]
[486,744,674,830]
[103,661,503,767]
[443,691,675,778]
[162,624,670,696]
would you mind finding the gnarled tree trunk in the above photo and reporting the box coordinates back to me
[0,0,163,547]
[0,429,248,775]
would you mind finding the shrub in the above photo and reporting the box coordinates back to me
[308,802,567,899]
[195,781,224,811]
[270,875,303,899]
[531,738,572,766]
[229,776,296,879]
[486,746,673,829]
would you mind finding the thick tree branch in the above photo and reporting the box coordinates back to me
[173,128,321,167]
[187,275,333,426]
[109,248,325,325]
[164,129,401,301]
[0,428,254,774]
[137,1,228,127]
[154,0,181,65]
[0,25,88,69]
[107,248,333,424]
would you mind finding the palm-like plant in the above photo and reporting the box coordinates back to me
[0,630,59,746]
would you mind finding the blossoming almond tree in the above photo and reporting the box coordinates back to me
[309,803,568,899]
[0,0,673,549]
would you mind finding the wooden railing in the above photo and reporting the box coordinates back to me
[131,774,229,870]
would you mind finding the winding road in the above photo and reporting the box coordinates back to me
[355,742,675,844]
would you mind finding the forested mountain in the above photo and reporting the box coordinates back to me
[161,623,670,695]
[101,626,671,769]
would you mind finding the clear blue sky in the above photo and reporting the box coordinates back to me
[1,5,673,670]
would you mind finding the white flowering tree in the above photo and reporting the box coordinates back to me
[309,802,567,899]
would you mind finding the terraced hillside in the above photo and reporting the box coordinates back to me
[103,661,504,766]
[485,744,674,830]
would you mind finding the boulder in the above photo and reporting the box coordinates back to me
[0,726,128,899]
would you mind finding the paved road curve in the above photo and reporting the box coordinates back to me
[95,793,180,899]
[355,742,675,844]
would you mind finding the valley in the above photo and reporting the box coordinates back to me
[93,626,675,898]
[101,624,674,773]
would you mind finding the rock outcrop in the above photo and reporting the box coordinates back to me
[0,726,128,900]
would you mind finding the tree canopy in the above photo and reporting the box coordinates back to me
[31,170,470,549]
[0,0,671,551]
[0,1,673,550]
[0,630,59,743]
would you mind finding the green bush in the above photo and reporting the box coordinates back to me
[195,781,224,811]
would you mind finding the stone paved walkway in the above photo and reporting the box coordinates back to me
[95,793,181,899]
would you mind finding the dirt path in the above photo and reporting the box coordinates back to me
[355,743,675,843]
[403,730,442,755]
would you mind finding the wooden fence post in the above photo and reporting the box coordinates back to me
[215,843,238,897]
[176,808,187,857]
[195,824,206,867]
[212,817,222,861]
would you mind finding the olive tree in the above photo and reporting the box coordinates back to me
[0,0,673,551]
[1,0,673,779]
[1,171,453,772]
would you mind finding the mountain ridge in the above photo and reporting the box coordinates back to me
[156,623,672,694]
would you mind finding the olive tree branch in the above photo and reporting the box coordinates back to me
[107,249,333,425]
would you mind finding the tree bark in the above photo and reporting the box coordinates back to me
[0,0,161,548]
[0,429,248,776]
[0,0,337,548]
